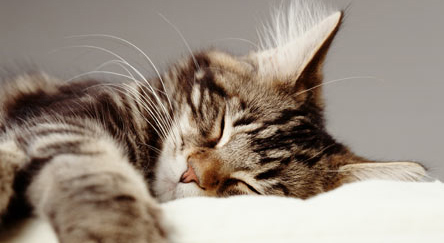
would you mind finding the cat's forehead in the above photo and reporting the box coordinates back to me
[180,50,300,110]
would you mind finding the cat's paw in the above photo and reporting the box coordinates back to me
[49,197,169,243]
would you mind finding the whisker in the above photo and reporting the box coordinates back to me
[121,83,171,138]
[300,144,335,165]
[130,81,177,142]
[57,45,151,84]
[122,77,179,145]
[139,142,162,154]
[59,44,174,137]
[111,84,169,139]
[94,59,136,80]
[67,70,134,82]
[93,59,170,96]
[74,75,169,140]
[158,13,200,70]
[295,76,384,96]
[66,34,174,111]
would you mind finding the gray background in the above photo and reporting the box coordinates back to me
[1,0,443,179]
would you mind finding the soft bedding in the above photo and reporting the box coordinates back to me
[1,180,444,243]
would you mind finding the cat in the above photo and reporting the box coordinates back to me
[0,0,427,242]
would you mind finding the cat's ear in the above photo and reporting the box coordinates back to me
[249,9,342,102]
[337,161,428,183]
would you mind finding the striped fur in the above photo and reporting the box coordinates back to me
[0,1,426,242]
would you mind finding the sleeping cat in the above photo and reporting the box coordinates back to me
[0,0,426,242]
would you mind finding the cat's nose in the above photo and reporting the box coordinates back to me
[180,164,200,185]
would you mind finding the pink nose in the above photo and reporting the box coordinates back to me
[180,165,199,184]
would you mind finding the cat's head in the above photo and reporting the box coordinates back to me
[153,1,426,202]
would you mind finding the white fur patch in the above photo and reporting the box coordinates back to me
[191,85,201,108]
[0,139,27,167]
[153,110,204,202]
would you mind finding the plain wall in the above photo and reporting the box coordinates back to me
[1,0,443,179]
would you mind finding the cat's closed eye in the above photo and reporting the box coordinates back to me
[237,180,261,195]
[220,178,261,196]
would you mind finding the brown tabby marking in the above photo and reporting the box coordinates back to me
[0,1,426,242]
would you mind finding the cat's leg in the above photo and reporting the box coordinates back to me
[24,134,167,243]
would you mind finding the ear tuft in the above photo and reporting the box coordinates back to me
[258,0,338,50]
[252,0,342,82]
[339,162,428,183]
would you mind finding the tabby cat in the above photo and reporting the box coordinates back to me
[0,0,426,242]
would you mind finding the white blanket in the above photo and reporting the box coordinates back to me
[2,180,444,243]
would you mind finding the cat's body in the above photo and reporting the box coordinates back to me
[0,1,426,242]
